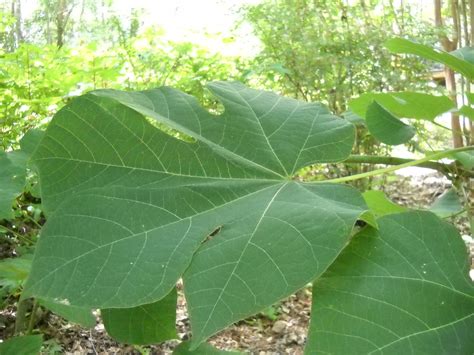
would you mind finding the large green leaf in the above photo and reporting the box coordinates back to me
[102,288,177,345]
[19,129,45,156]
[0,255,32,298]
[23,82,367,346]
[306,211,474,354]
[365,101,415,145]
[0,129,44,219]
[0,255,32,284]
[385,38,474,79]
[185,182,367,345]
[0,335,42,355]
[458,105,474,122]
[341,110,365,126]
[429,188,463,218]
[451,46,474,64]
[466,92,474,105]
[452,150,474,169]
[349,92,454,121]
[0,150,27,219]
[362,190,407,218]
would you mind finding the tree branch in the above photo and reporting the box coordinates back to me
[335,148,474,180]
[345,154,450,171]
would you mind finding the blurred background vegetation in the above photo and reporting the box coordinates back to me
[1,0,444,151]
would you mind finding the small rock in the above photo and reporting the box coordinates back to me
[286,333,298,344]
[272,320,287,333]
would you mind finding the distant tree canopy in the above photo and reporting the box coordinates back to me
[242,0,437,113]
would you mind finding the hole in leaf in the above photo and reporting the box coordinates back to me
[202,88,225,116]
[144,116,196,143]
[201,225,222,244]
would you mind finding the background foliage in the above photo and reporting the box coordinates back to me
[241,0,437,112]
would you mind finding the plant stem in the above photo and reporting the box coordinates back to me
[22,213,43,229]
[431,121,453,131]
[321,146,473,184]
[343,155,457,175]
[0,224,33,244]
[14,298,31,335]
[1,225,20,237]
[27,299,38,335]
[443,209,467,219]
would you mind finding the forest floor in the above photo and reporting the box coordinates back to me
[1,172,473,354]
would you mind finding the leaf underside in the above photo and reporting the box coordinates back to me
[365,101,415,145]
[385,38,474,80]
[102,287,177,345]
[349,92,454,121]
[0,129,44,220]
[362,190,407,218]
[429,188,463,218]
[307,211,474,354]
[24,82,368,346]
[0,150,27,219]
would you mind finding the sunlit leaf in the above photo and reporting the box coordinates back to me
[268,63,291,75]
[386,38,474,79]
[306,211,474,354]
[452,151,474,169]
[349,92,453,121]
[451,46,474,64]
[465,92,474,105]
[459,105,474,122]
[362,190,407,218]
[365,101,415,145]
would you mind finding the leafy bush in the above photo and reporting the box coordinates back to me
[0,29,246,150]
[241,0,436,112]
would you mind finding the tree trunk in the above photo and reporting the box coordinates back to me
[9,0,23,50]
[14,0,23,45]
[55,0,75,48]
[435,0,464,147]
